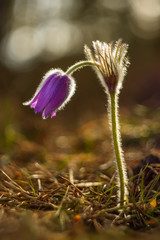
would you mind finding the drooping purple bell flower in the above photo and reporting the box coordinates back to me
[23,69,76,119]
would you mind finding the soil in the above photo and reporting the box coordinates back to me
[0,105,160,240]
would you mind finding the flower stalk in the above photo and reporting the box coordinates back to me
[84,39,130,207]
[66,60,100,75]
[109,92,128,207]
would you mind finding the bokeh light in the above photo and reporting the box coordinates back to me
[129,0,160,39]
[1,0,160,70]
[1,26,43,69]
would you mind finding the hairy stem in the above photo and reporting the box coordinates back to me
[109,92,128,207]
[66,60,100,75]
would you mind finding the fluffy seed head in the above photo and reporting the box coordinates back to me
[84,39,130,94]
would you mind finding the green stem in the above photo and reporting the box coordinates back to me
[65,60,99,75]
[109,92,128,207]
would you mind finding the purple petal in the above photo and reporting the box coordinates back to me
[23,70,60,110]
[42,110,46,119]
[42,109,56,119]
[34,73,61,113]
[51,112,56,118]
[23,91,40,107]
[31,99,38,108]
[42,76,70,118]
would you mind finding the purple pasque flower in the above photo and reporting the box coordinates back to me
[23,69,76,119]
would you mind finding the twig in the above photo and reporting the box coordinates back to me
[75,182,103,187]
[1,169,31,195]
[37,178,43,195]
[4,181,36,199]
[59,176,85,196]
[55,186,69,217]
[69,168,74,184]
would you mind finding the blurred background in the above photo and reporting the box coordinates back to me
[0,0,160,159]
